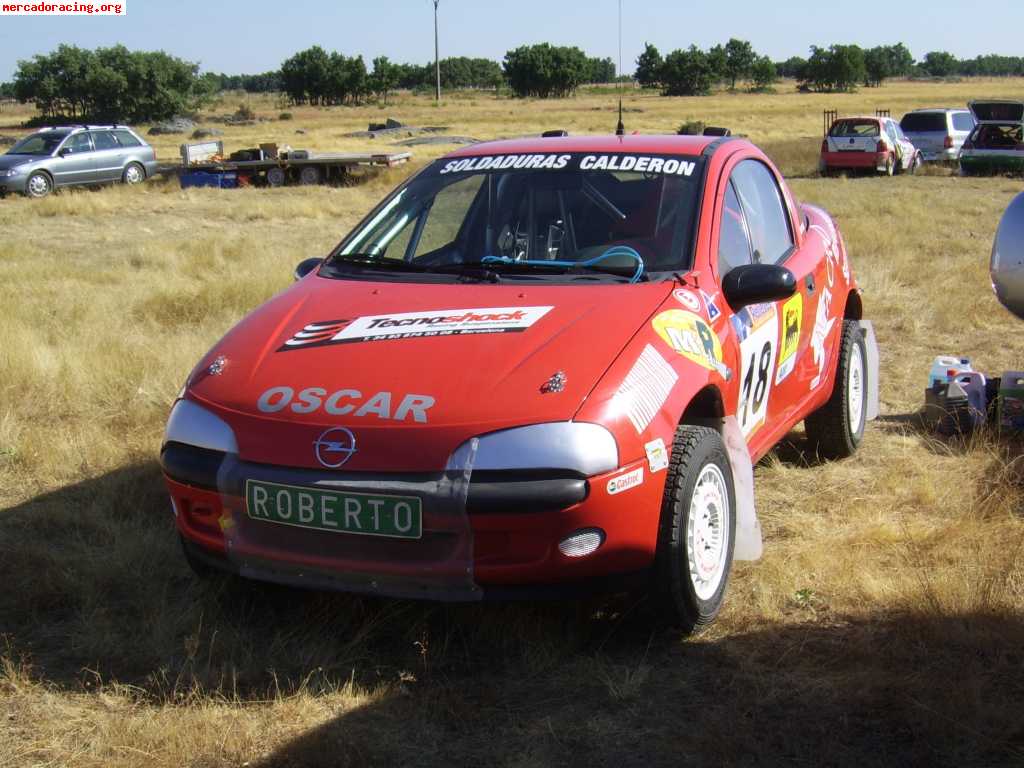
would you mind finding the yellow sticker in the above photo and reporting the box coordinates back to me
[653,309,726,376]
[775,294,803,384]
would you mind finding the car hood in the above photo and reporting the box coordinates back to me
[0,154,37,171]
[187,275,673,471]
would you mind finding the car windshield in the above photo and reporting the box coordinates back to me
[830,120,879,138]
[900,113,946,133]
[7,132,68,156]
[326,151,706,282]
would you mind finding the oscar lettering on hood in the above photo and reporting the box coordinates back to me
[279,306,554,351]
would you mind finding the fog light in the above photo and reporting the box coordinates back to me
[558,528,605,558]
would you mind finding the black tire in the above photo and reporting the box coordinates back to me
[25,170,52,198]
[655,425,737,633]
[909,153,921,175]
[883,154,895,176]
[122,162,146,185]
[805,319,867,460]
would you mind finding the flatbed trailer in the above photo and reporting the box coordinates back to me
[159,143,412,188]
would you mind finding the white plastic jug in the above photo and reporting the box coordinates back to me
[928,356,972,388]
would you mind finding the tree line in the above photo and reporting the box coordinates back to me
[8,40,1024,123]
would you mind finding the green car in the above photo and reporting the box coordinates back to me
[959,101,1024,177]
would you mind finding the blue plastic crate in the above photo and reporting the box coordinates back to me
[180,170,238,189]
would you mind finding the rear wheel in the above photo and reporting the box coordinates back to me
[25,170,52,198]
[655,425,736,633]
[909,153,922,175]
[122,162,146,185]
[805,320,867,459]
[298,165,321,185]
[883,154,895,176]
[266,166,286,187]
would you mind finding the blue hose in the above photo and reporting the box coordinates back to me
[482,245,645,283]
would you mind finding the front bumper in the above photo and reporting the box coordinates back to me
[0,172,29,195]
[163,442,663,598]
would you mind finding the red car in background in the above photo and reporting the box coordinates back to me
[162,133,878,631]
[821,115,921,176]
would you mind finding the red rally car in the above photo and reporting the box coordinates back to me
[162,133,879,631]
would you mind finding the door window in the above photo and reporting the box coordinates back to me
[717,180,753,275]
[63,133,93,154]
[729,160,793,265]
[90,131,118,151]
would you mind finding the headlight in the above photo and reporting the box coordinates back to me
[163,398,239,454]
[450,422,618,476]
[0,168,25,178]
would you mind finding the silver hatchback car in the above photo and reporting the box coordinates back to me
[0,125,158,198]
[898,108,975,164]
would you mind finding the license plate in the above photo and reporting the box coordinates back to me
[245,479,422,539]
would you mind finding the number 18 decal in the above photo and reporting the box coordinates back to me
[733,304,779,437]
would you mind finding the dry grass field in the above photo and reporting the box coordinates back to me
[2,79,1024,767]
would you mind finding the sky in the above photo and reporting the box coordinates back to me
[0,0,1021,81]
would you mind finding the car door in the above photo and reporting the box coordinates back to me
[52,132,96,186]
[89,130,124,181]
[723,159,819,454]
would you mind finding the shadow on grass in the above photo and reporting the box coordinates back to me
[250,612,1024,768]
[3,464,1024,766]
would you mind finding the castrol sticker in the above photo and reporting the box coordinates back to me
[607,467,644,495]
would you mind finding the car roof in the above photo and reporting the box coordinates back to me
[443,133,719,159]
[833,116,883,123]
[904,107,968,114]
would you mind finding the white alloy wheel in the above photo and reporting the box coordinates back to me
[686,463,731,601]
[26,172,51,198]
[123,163,145,184]
[847,340,866,436]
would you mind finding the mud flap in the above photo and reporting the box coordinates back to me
[218,438,481,600]
[859,320,880,421]
[722,415,762,562]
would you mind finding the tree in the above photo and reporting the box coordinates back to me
[370,56,398,104]
[12,44,209,122]
[503,44,589,98]
[799,44,865,92]
[661,46,716,96]
[706,44,727,85]
[723,38,755,89]
[635,42,663,88]
[750,55,777,91]
[922,50,959,77]
[776,56,807,80]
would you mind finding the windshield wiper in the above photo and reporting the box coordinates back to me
[329,253,429,271]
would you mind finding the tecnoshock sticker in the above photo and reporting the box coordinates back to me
[278,307,553,351]
[652,309,728,378]
[436,153,697,177]
[673,289,703,313]
[775,293,803,384]
[732,303,779,438]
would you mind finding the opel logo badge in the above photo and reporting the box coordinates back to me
[313,427,357,469]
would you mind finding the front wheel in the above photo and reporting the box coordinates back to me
[909,153,922,175]
[25,171,52,198]
[805,319,867,459]
[655,425,736,633]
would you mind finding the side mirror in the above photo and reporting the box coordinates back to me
[721,263,797,311]
[294,257,323,281]
[58,147,72,157]
[992,191,1024,320]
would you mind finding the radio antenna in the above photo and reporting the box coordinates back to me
[615,0,625,136]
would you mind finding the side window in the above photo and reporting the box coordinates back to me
[413,174,484,258]
[717,180,753,275]
[729,160,794,265]
[90,131,118,151]
[63,133,93,154]
[884,121,898,142]
[113,130,142,148]
[952,112,974,133]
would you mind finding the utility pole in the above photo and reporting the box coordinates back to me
[433,0,441,102]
